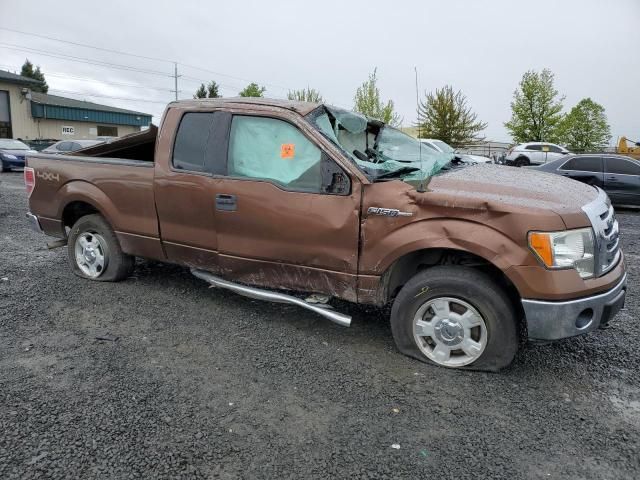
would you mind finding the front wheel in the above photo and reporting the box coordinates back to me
[390,266,518,371]
[67,214,134,282]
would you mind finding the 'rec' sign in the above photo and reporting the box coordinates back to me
[62,126,75,135]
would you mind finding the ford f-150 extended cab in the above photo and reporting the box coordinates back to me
[24,98,627,371]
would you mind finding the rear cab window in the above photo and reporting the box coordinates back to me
[172,111,230,175]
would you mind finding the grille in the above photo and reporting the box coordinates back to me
[581,188,621,276]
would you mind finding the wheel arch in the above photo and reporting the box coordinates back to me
[57,181,118,232]
[377,247,525,335]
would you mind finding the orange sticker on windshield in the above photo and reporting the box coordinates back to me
[281,143,295,159]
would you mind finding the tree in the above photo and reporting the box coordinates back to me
[239,82,266,97]
[193,80,221,99]
[416,85,487,147]
[287,87,323,103]
[20,59,48,93]
[353,68,401,126]
[557,98,611,152]
[504,69,564,143]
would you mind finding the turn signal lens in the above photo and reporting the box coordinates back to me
[529,232,553,266]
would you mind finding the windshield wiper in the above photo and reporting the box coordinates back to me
[372,166,420,181]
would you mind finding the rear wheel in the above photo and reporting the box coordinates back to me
[514,157,529,168]
[390,266,518,371]
[67,214,134,282]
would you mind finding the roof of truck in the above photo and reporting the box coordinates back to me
[170,97,321,116]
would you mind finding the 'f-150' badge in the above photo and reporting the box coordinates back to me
[367,207,413,217]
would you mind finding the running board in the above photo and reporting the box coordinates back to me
[191,269,352,327]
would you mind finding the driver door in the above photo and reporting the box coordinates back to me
[212,113,361,301]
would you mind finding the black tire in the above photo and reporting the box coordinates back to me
[1,162,10,172]
[514,157,529,168]
[390,266,518,372]
[67,214,134,282]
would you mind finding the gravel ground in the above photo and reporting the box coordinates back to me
[1,170,639,479]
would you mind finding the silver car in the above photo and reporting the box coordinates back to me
[41,139,104,155]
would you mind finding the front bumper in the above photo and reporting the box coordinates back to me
[522,273,627,341]
[26,212,43,233]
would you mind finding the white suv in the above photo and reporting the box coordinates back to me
[504,142,570,167]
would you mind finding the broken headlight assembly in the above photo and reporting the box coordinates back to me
[528,228,595,279]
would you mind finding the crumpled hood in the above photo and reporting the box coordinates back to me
[421,164,599,215]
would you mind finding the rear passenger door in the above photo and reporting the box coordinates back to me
[604,156,640,205]
[211,113,361,300]
[558,156,603,187]
[154,110,231,268]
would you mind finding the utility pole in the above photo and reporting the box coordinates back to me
[173,62,179,101]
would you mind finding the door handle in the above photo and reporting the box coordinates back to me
[606,176,618,181]
[215,194,237,211]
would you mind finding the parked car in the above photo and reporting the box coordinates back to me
[41,139,105,155]
[419,139,492,164]
[0,139,37,171]
[505,142,571,167]
[534,154,640,206]
[24,98,626,371]
[23,139,58,152]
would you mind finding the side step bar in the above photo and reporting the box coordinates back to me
[191,269,352,327]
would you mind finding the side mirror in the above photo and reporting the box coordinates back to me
[320,154,351,195]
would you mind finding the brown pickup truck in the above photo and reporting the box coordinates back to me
[24,98,627,371]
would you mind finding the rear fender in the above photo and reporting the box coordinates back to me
[56,180,119,230]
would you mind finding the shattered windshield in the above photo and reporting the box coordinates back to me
[308,105,453,182]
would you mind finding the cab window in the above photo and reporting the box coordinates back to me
[606,157,640,175]
[560,156,602,173]
[228,115,323,193]
[172,113,215,172]
[172,111,229,175]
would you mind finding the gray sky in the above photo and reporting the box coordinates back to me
[1,0,638,142]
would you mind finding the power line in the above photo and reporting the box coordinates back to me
[0,63,176,92]
[0,26,174,64]
[179,62,291,92]
[0,43,173,77]
[48,88,169,105]
[0,26,292,92]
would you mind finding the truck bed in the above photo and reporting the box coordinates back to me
[26,127,162,260]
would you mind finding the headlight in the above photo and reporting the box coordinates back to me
[528,228,595,279]
[1,153,17,160]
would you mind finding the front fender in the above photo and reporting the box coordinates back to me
[360,218,536,276]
